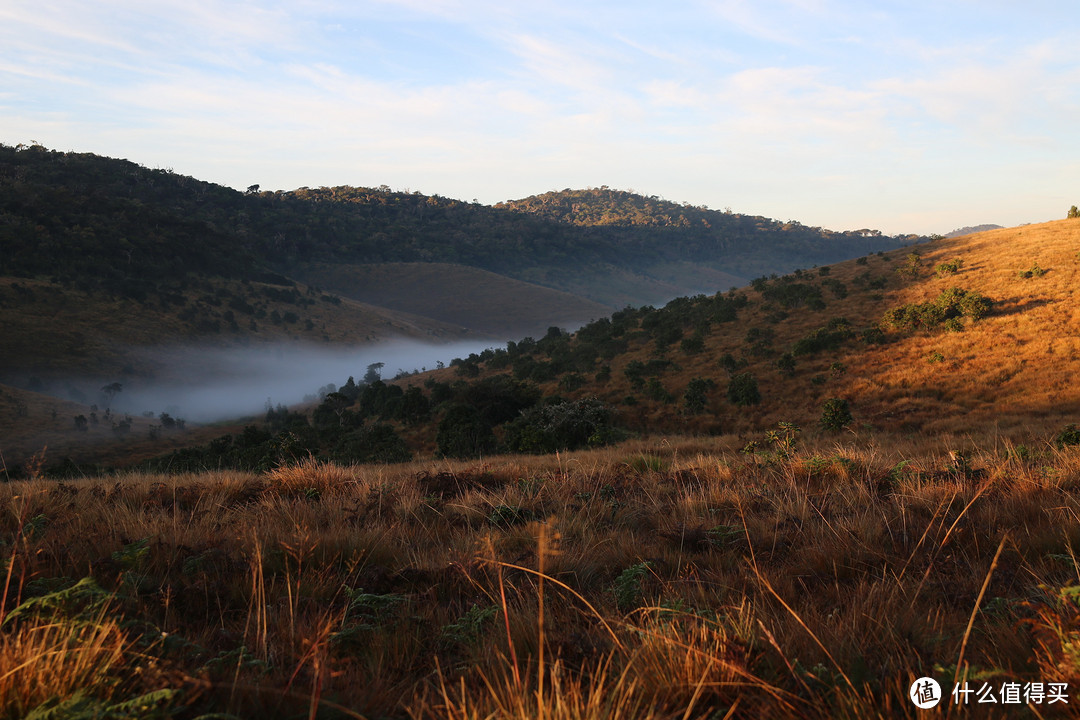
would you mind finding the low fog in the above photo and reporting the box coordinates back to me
[72,340,501,424]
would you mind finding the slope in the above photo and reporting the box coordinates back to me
[0,275,477,381]
[419,218,1080,446]
[293,262,612,337]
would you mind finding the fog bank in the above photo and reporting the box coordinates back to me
[93,339,499,423]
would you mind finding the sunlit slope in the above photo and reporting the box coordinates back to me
[446,219,1080,440]
[847,220,1080,433]
[295,262,612,337]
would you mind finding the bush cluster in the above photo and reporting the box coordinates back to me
[882,287,992,332]
[503,397,625,454]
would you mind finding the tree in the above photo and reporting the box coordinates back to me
[1069,205,1080,219]
[727,372,761,407]
[363,362,384,385]
[100,382,123,408]
[436,404,496,459]
[683,378,715,414]
[820,398,852,431]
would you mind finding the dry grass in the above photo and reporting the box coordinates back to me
[2,433,1080,716]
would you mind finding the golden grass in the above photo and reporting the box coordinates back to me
[0,612,132,717]
[2,434,1080,716]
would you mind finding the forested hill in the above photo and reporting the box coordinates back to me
[496,187,915,277]
[0,144,918,302]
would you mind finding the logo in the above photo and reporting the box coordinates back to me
[911,677,942,709]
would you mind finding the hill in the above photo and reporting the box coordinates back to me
[293,262,612,337]
[0,274,477,382]
[944,223,1004,238]
[0,143,913,309]
[387,218,1080,450]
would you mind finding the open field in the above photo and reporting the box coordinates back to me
[3,432,1080,717]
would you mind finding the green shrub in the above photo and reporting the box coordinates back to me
[883,287,992,331]
[792,318,853,356]
[503,396,624,453]
[1018,264,1047,279]
[331,423,412,464]
[820,398,852,432]
[683,377,715,414]
[777,352,796,377]
[1055,424,1080,449]
[896,252,922,278]
[861,326,886,344]
[936,259,963,276]
[680,333,705,355]
[436,404,496,459]
[612,561,652,611]
[727,372,761,407]
[645,377,674,403]
[559,373,586,391]
[719,353,746,374]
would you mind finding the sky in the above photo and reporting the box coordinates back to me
[2,1,1078,236]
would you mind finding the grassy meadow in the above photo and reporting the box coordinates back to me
[4,432,1080,718]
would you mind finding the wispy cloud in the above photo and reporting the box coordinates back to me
[3,0,1078,234]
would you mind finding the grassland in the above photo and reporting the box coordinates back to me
[3,434,1080,718]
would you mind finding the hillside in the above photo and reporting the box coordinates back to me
[294,262,612,337]
[384,219,1080,450]
[0,274,477,382]
[0,143,913,308]
[5,216,1080,717]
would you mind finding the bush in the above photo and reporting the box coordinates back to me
[683,378,715,414]
[1054,424,1080,449]
[936,258,963,276]
[503,397,624,453]
[645,377,673,403]
[820,398,852,432]
[861,326,886,344]
[1018,265,1046,279]
[436,404,496,459]
[896,252,922,278]
[680,333,705,355]
[719,353,747,374]
[883,287,992,331]
[727,372,761,407]
[331,423,412,464]
[792,318,853,356]
[776,353,796,377]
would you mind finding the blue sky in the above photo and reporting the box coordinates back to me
[2,0,1078,235]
